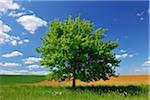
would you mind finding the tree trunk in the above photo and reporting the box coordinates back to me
[72,55,78,90]
[72,66,76,89]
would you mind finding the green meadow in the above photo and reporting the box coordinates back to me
[0,75,45,85]
[0,75,149,100]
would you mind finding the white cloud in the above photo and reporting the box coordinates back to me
[0,69,28,75]
[16,15,47,34]
[26,64,44,70]
[1,51,23,58]
[28,10,34,14]
[136,11,145,21]
[0,0,46,35]
[0,20,11,34]
[115,53,128,59]
[140,17,144,21]
[135,67,149,72]
[133,58,150,74]
[116,52,134,59]
[0,0,20,13]
[0,62,21,67]
[8,11,26,17]
[22,32,27,35]
[0,20,29,46]
[0,20,16,45]
[119,49,134,58]
[23,57,42,64]
[134,66,149,75]
[142,58,150,67]
[11,40,17,46]
[0,69,48,75]
[120,49,126,53]
[18,40,23,44]
[148,9,150,14]
[136,11,144,16]
[129,54,134,58]
[0,69,19,75]
[18,39,29,45]
[29,71,49,75]
[23,39,29,43]
[15,70,29,73]
[0,34,29,46]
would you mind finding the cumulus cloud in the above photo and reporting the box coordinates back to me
[135,67,149,72]
[136,11,145,21]
[1,51,23,58]
[0,33,29,46]
[0,69,21,75]
[0,0,20,13]
[16,15,47,34]
[148,9,150,14]
[26,64,44,70]
[120,49,126,53]
[133,58,150,74]
[1,0,47,35]
[140,17,144,21]
[18,39,29,45]
[0,20,11,34]
[128,54,134,58]
[23,57,42,64]
[142,58,150,67]
[0,62,21,67]
[0,69,28,75]
[29,71,49,75]
[0,20,15,45]
[136,11,144,16]
[115,53,128,59]
[115,53,134,59]
[134,66,149,75]
[8,11,26,17]
[0,69,48,75]
[0,20,29,46]
[23,39,29,42]
[116,49,134,59]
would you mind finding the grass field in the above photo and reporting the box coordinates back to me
[0,75,149,100]
[0,75,45,85]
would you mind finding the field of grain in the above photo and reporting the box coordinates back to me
[30,75,150,86]
[0,75,149,100]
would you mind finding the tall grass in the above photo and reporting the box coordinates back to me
[0,85,149,100]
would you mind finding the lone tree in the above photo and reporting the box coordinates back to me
[36,16,120,89]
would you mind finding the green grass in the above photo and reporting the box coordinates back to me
[0,75,149,100]
[0,85,149,100]
[0,75,45,85]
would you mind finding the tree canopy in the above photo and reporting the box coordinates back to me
[36,16,120,88]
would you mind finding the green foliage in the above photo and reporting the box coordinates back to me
[36,16,120,82]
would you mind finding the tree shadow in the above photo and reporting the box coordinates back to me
[66,85,148,96]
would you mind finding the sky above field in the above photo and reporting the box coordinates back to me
[0,0,149,75]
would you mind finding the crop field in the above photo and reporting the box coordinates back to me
[31,75,150,86]
[0,75,149,100]
[0,75,45,85]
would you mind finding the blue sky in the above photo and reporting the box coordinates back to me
[0,0,149,75]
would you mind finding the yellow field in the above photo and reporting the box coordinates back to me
[30,75,150,86]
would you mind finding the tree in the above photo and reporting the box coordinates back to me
[36,16,120,89]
